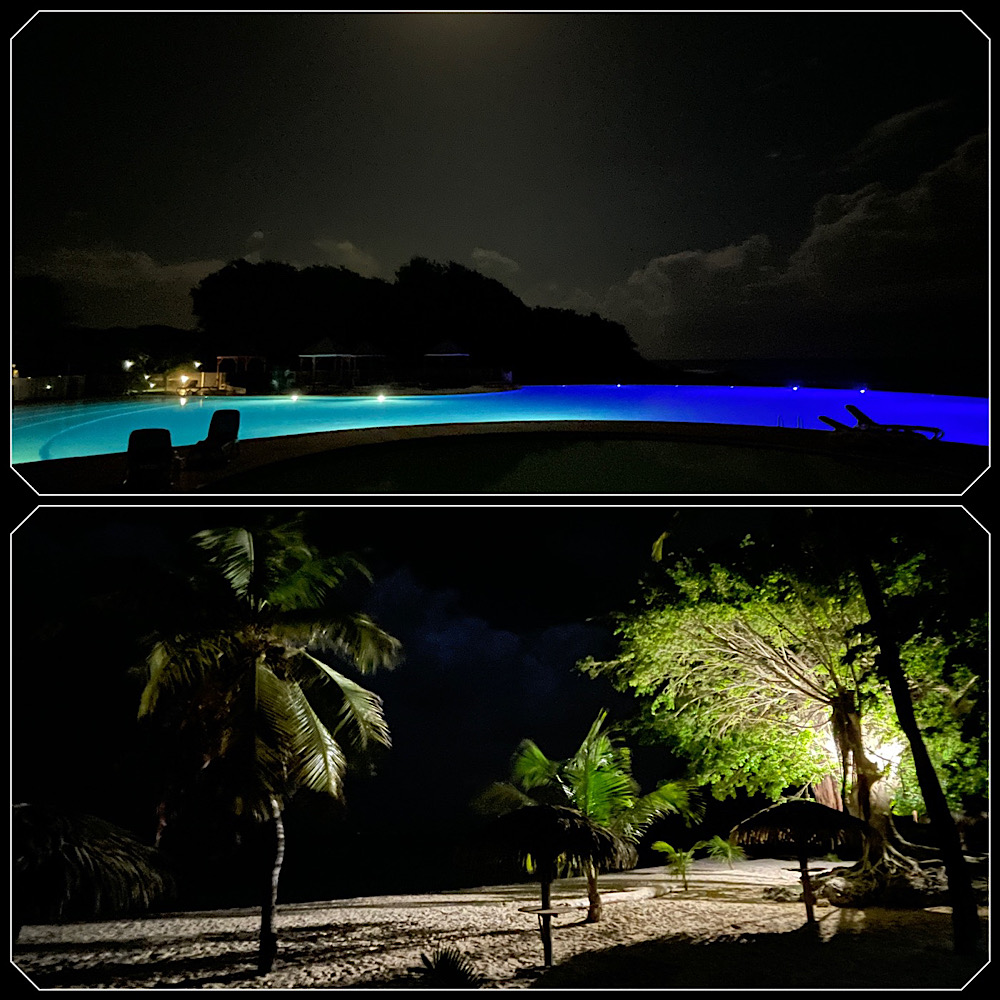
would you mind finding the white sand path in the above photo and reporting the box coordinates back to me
[13,860,988,990]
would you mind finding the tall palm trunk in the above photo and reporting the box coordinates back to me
[584,858,602,922]
[257,797,285,975]
[854,556,981,956]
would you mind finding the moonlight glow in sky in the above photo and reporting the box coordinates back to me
[12,11,988,360]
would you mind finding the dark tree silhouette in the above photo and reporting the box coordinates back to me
[13,273,80,373]
[190,260,300,357]
[187,255,655,388]
[392,256,529,364]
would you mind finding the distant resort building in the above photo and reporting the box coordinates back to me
[297,337,388,390]
[295,337,505,391]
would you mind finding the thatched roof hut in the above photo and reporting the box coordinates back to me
[486,803,632,883]
[731,799,869,855]
[731,800,870,927]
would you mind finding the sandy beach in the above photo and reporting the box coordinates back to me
[12,860,987,990]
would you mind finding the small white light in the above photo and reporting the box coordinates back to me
[859,388,867,394]
[179,396,188,406]
[291,393,299,401]
[792,385,799,391]
[376,394,386,402]
[123,359,134,371]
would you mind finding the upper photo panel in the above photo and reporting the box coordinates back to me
[11,11,988,497]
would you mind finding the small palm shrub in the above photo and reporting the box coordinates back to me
[651,841,698,889]
[653,835,747,888]
[701,834,747,868]
[420,947,484,988]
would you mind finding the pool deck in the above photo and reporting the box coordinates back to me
[11,419,987,496]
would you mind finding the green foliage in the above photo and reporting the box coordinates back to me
[580,558,866,800]
[580,523,988,817]
[889,620,987,814]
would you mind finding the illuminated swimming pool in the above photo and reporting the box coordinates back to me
[10,384,988,465]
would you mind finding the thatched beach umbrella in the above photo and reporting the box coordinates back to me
[484,804,631,966]
[731,800,869,928]
[12,804,176,943]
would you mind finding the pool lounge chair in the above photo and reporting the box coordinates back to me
[187,409,241,468]
[122,428,183,491]
[819,404,944,442]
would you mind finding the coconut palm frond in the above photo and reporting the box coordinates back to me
[300,651,391,750]
[573,710,622,768]
[138,636,231,717]
[264,554,353,613]
[281,680,347,797]
[651,840,681,861]
[194,527,256,601]
[253,663,346,797]
[567,763,636,827]
[472,781,537,816]
[511,740,564,793]
[309,613,403,673]
[622,779,705,837]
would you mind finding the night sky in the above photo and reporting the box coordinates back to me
[12,11,988,360]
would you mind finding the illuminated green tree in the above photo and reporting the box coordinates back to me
[580,556,903,850]
[137,515,401,974]
[578,509,986,953]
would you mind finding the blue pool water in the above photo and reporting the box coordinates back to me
[10,385,988,465]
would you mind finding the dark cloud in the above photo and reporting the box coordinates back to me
[783,133,987,305]
[838,101,952,175]
[602,130,986,358]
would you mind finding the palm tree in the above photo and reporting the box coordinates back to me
[136,516,401,974]
[480,710,701,922]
